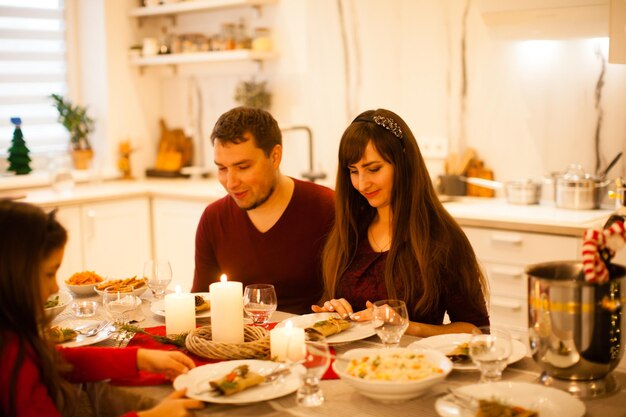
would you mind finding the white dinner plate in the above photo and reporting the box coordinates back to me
[407,333,527,371]
[276,312,376,345]
[173,359,303,404]
[150,292,211,319]
[435,381,585,417]
[54,319,112,348]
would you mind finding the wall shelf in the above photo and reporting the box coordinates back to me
[130,0,277,19]
[130,49,276,72]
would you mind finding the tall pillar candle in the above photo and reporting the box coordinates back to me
[165,286,195,335]
[209,274,244,343]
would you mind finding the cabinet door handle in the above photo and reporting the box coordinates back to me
[490,233,523,245]
[491,266,524,279]
[491,296,522,311]
[86,209,96,239]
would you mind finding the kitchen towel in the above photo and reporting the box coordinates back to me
[582,220,626,283]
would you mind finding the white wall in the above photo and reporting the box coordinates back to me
[82,0,626,186]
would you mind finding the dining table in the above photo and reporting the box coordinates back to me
[53,291,626,417]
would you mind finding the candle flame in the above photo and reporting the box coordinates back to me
[175,285,182,294]
[220,274,228,283]
[285,320,293,330]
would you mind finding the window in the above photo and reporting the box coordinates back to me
[0,0,69,157]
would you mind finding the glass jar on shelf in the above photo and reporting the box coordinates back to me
[252,27,272,52]
[221,23,236,50]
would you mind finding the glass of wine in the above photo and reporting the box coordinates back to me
[469,327,512,383]
[143,259,172,300]
[243,284,277,326]
[372,299,409,348]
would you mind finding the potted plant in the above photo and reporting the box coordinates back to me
[50,93,95,169]
[234,80,271,110]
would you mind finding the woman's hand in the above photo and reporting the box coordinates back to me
[136,349,196,380]
[312,299,374,322]
[137,389,203,417]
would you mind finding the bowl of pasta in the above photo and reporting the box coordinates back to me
[65,271,105,295]
[332,347,453,403]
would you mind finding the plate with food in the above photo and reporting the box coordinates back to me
[64,271,105,296]
[150,293,211,319]
[435,381,585,417]
[407,333,527,371]
[94,277,148,297]
[276,312,376,345]
[173,359,304,404]
[46,319,112,348]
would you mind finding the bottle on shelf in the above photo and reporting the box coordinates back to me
[158,26,171,54]
[252,27,272,52]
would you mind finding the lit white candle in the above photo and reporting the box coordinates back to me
[165,285,195,335]
[209,274,244,343]
[270,320,306,362]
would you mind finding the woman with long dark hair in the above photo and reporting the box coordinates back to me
[312,109,489,337]
[0,200,203,417]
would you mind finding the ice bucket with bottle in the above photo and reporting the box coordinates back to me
[527,260,626,397]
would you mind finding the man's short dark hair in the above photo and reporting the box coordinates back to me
[210,106,282,156]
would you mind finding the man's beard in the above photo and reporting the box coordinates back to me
[242,184,275,211]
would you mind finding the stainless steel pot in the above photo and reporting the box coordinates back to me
[555,165,610,209]
[527,261,626,385]
[462,177,541,205]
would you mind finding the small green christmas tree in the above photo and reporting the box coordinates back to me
[7,117,32,175]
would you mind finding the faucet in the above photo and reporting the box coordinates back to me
[280,125,327,182]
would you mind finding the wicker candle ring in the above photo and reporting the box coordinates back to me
[185,325,270,360]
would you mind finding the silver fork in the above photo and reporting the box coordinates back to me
[75,321,110,337]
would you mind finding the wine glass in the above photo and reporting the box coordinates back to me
[143,259,172,300]
[469,326,512,383]
[372,299,409,348]
[296,333,331,407]
[243,284,277,326]
[102,286,138,330]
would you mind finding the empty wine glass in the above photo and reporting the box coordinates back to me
[469,327,512,383]
[102,286,138,330]
[243,284,277,326]
[372,299,409,348]
[296,333,331,407]
[143,259,172,300]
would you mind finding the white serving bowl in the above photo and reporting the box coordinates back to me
[332,347,453,403]
[65,283,97,296]
[45,290,73,320]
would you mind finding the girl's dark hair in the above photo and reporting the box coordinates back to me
[210,106,282,156]
[0,200,74,416]
[322,108,488,320]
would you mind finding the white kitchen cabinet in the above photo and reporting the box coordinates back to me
[609,0,626,64]
[151,198,208,291]
[81,198,151,279]
[463,226,581,340]
[49,198,152,285]
[55,206,83,286]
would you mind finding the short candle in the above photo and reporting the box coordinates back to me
[165,285,195,335]
[270,320,305,362]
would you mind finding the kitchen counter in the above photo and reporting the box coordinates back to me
[441,197,614,237]
[1,179,615,236]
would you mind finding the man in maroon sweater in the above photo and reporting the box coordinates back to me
[192,107,335,314]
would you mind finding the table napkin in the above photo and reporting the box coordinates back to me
[582,219,626,283]
[110,323,339,386]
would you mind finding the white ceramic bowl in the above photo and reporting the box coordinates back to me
[65,283,97,296]
[44,290,73,320]
[332,347,453,403]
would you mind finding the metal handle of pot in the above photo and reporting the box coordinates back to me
[459,176,503,190]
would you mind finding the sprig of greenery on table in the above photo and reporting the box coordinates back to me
[119,324,188,348]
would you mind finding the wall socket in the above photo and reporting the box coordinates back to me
[419,136,448,160]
